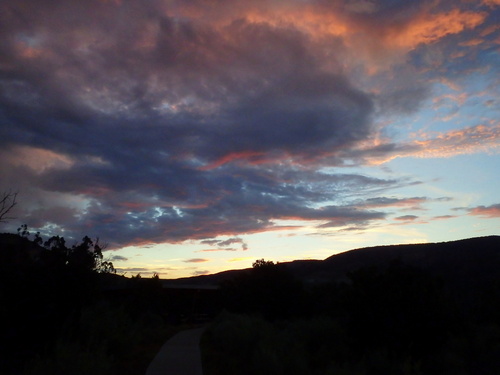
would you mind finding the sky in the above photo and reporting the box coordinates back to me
[1,0,499,279]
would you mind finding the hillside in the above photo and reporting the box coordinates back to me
[164,235,500,289]
[201,235,500,375]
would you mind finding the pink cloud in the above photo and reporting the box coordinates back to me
[468,204,500,218]
[355,124,500,165]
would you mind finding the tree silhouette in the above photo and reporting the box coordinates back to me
[40,234,115,274]
[0,190,17,223]
[221,259,304,319]
[252,258,275,269]
[17,223,29,237]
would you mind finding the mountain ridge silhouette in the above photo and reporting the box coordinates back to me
[162,235,500,289]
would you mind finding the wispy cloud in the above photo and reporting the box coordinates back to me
[394,215,419,221]
[184,258,209,263]
[109,255,128,262]
[349,124,500,165]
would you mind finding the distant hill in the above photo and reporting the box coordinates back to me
[163,235,500,290]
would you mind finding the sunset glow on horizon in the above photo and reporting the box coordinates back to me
[1,0,499,278]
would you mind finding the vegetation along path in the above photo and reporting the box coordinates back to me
[145,327,205,375]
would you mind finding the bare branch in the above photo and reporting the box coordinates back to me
[0,190,18,223]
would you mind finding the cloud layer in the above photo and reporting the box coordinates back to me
[1,0,498,250]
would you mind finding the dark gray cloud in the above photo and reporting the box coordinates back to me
[109,255,128,262]
[376,83,430,115]
[201,237,248,251]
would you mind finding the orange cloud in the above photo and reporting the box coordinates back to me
[388,9,487,49]
[413,124,500,158]
[245,8,349,38]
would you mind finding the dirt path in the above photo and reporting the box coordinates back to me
[145,327,205,375]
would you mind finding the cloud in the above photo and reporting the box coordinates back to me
[314,207,386,228]
[200,237,248,251]
[0,0,497,251]
[348,124,500,165]
[199,248,239,253]
[386,9,487,49]
[411,125,500,158]
[394,215,419,221]
[184,258,209,263]
[482,0,500,7]
[432,215,456,220]
[468,204,500,218]
[360,197,428,208]
[109,255,128,262]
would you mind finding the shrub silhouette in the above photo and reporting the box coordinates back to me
[221,259,304,319]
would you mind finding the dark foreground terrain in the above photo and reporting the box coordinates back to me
[201,236,500,375]
[2,233,500,374]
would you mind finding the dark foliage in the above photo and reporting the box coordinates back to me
[0,231,117,373]
[212,247,500,375]
[0,227,210,374]
[3,230,500,375]
[220,259,305,319]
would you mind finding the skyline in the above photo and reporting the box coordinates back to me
[1,0,499,278]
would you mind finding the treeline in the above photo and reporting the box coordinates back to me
[0,229,176,375]
[202,258,500,375]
